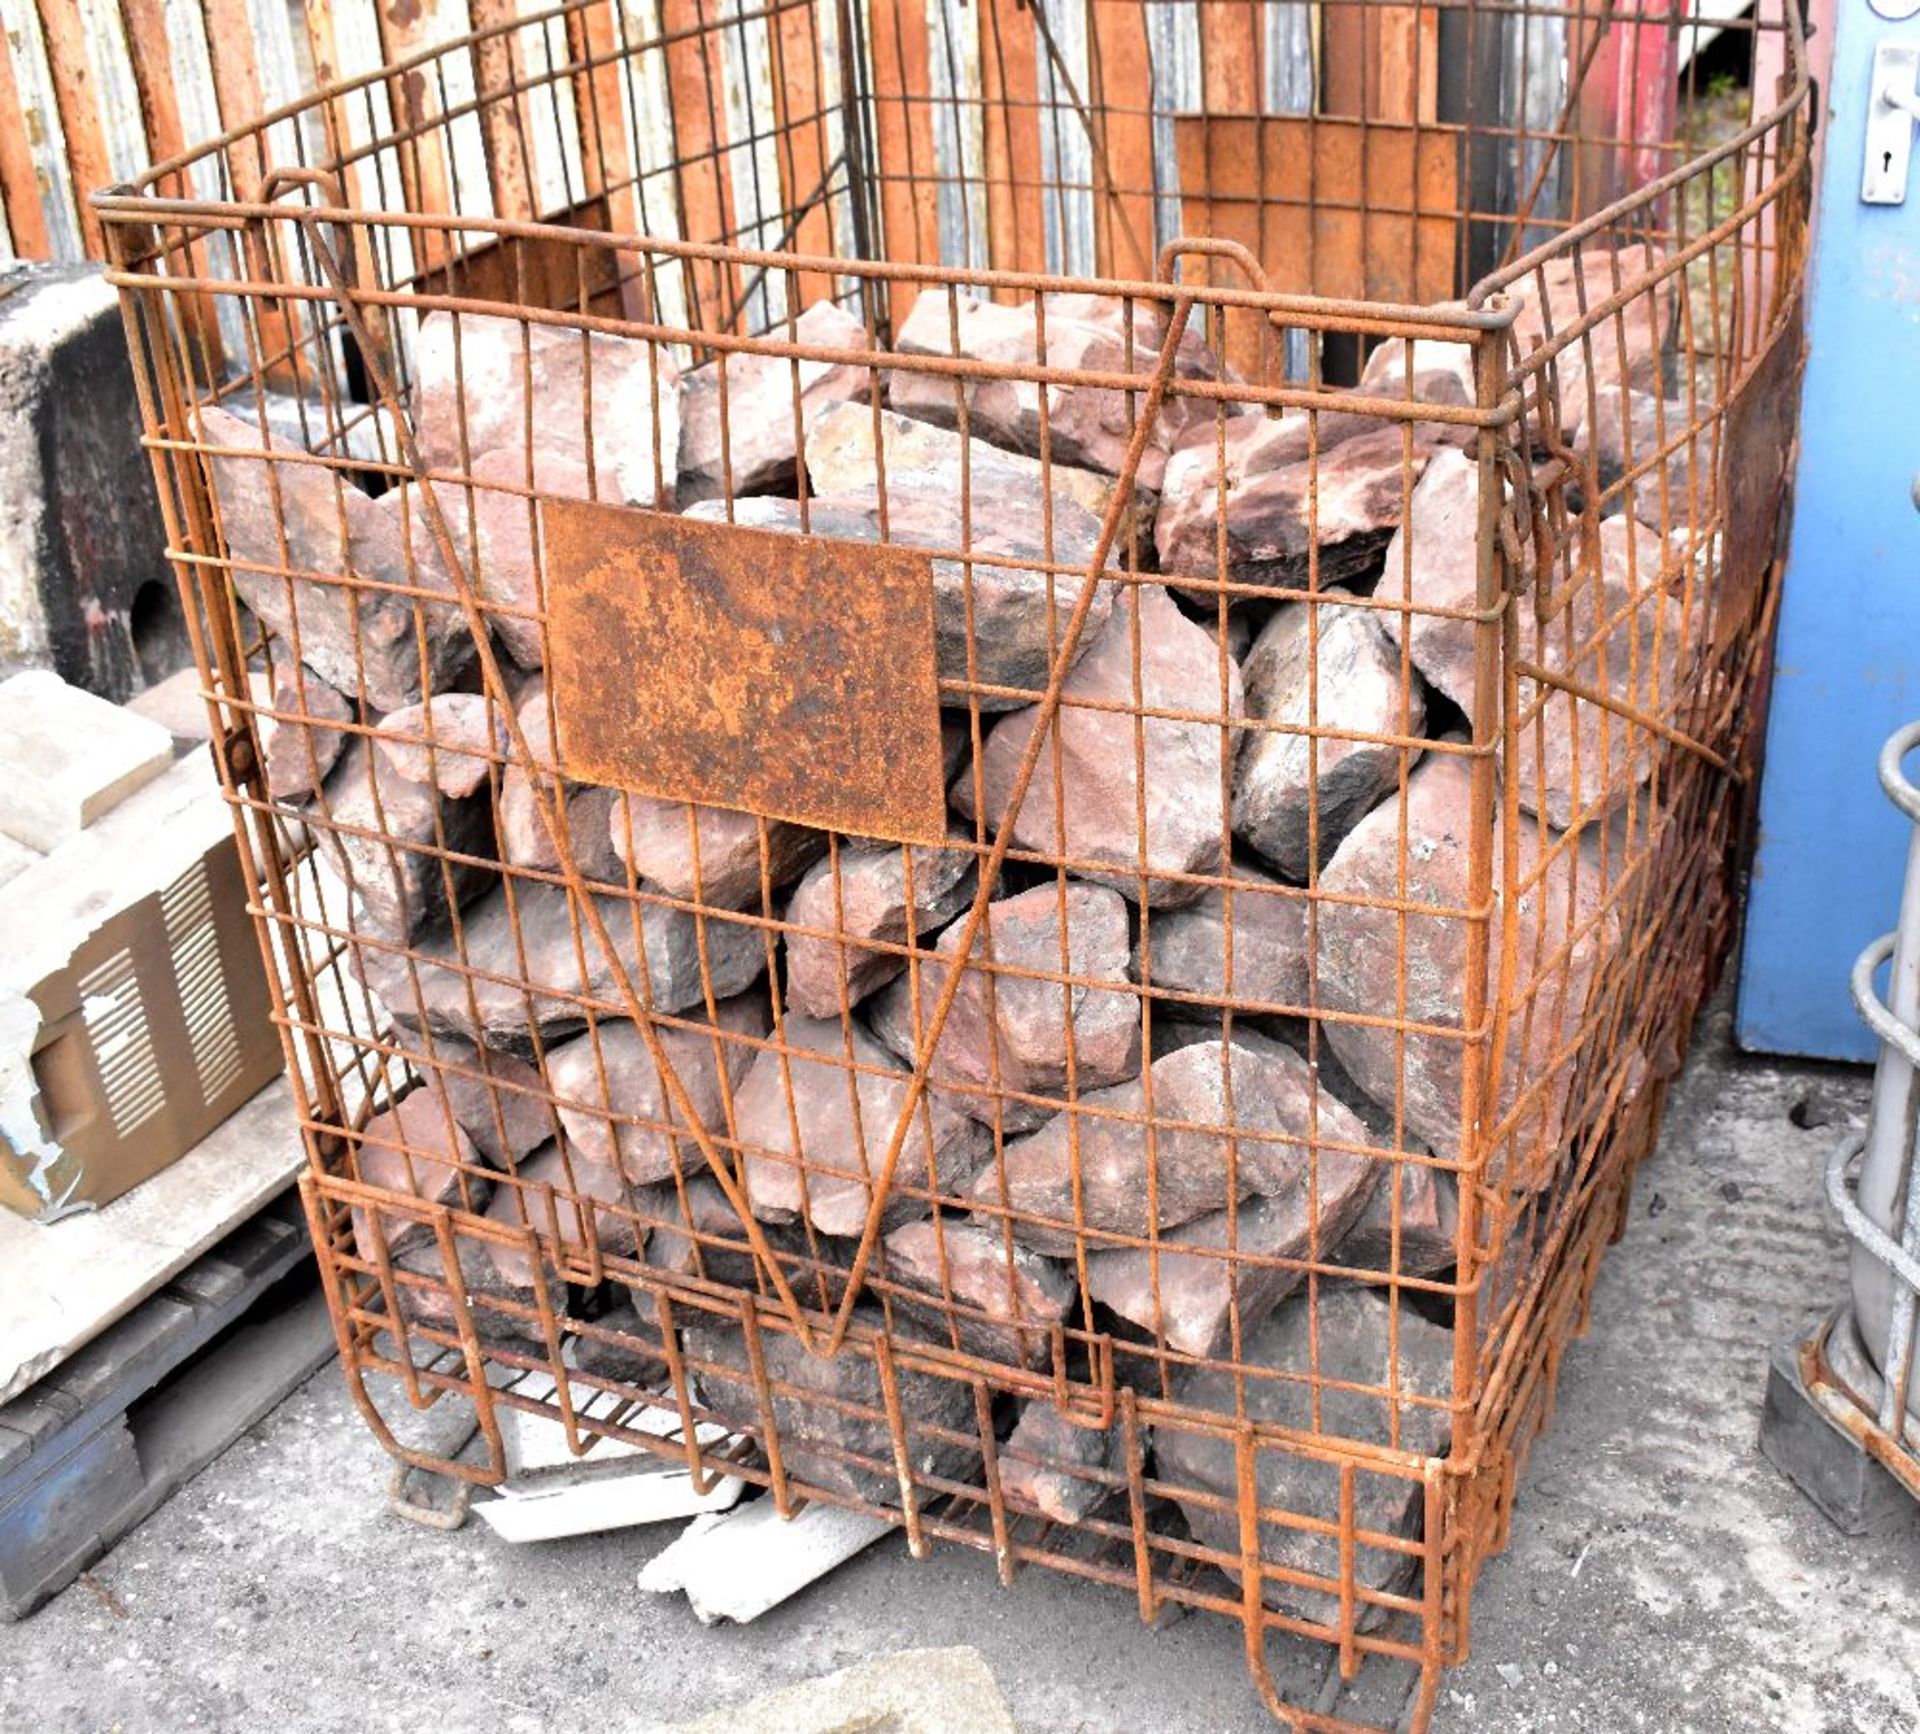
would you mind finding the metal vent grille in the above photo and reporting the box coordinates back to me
[162,854,245,1104]
[76,948,164,1139]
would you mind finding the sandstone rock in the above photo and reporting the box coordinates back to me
[783,831,979,1018]
[804,400,1116,529]
[1316,752,1611,1172]
[1512,514,1688,830]
[1509,242,1673,440]
[1000,1399,1135,1523]
[881,1217,1074,1367]
[893,290,1216,489]
[1331,1157,1459,1281]
[1158,1286,1453,1628]
[685,1308,979,1506]
[678,300,876,501]
[734,1015,989,1237]
[483,1138,645,1292]
[636,1172,854,1309]
[1132,858,1308,1019]
[1372,445,1487,707]
[869,883,1140,1131]
[314,736,495,941]
[461,447,595,669]
[952,585,1242,906]
[1155,423,1435,597]
[1359,332,1477,420]
[608,789,826,911]
[1232,595,1425,879]
[496,682,627,886]
[258,656,351,802]
[412,310,681,506]
[970,1031,1370,1255]
[376,692,507,798]
[198,405,471,711]
[349,1089,490,1265]
[572,1297,671,1388]
[423,1035,556,1165]
[1379,449,1688,827]
[1582,388,1699,530]
[358,879,766,1056]
[387,1232,539,1346]
[546,993,770,1183]
[1086,1119,1378,1358]
[684,485,1114,709]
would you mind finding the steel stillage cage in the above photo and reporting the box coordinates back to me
[94,0,1810,1722]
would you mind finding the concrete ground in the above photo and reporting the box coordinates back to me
[5,993,1918,1734]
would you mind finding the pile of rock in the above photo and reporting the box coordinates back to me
[196,256,1686,1625]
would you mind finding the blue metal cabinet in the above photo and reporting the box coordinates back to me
[1738,3,1920,1060]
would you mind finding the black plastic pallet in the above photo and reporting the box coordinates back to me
[0,1189,336,1618]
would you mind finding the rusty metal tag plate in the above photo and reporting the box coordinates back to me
[542,498,948,845]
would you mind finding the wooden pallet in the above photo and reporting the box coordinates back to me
[0,1189,336,1618]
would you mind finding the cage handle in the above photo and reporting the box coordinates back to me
[263,187,827,1348]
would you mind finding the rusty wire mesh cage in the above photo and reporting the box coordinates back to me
[96,0,1811,1723]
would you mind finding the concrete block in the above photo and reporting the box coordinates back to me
[659,1646,1016,1734]
[0,669,174,849]
[1760,1330,1914,1537]
[0,264,171,702]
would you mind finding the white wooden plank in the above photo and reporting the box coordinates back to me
[1033,0,1092,276]
[637,1495,894,1624]
[0,1078,303,1404]
[1145,0,1199,258]
[617,0,691,339]
[925,0,986,273]
[717,0,785,328]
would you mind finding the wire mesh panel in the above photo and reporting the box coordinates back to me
[96,1,1811,1724]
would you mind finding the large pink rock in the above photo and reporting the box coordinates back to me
[678,300,876,501]
[259,656,351,801]
[1155,424,1437,597]
[999,1400,1134,1522]
[1380,448,1688,827]
[1359,329,1477,430]
[881,1217,1074,1367]
[783,831,979,1018]
[891,290,1225,489]
[357,879,766,1056]
[422,1035,556,1165]
[197,406,472,712]
[460,447,594,670]
[482,1138,644,1292]
[734,1014,989,1237]
[411,310,681,506]
[970,1031,1370,1256]
[607,789,826,912]
[1315,752,1613,1174]
[1158,1287,1453,1628]
[1582,388,1700,531]
[685,483,1114,709]
[376,692,507,798]
[1331,1156,1459,1281]
[1132,858,1308,1020]
[869,883,1140,1132]
[952,585,1243,906]
[804,400,1116,526]
[314,736,495,941]
[348,1089,490,1265]
[545,993,770,1183]
[1508,242,1674,441]
[684,1308,979,1506]
[1233,595,1425,879]
[495,681,627,887]
[1085,1113,1378,1357]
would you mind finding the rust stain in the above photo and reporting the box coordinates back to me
[543,500,948,846]
[387,0,424,30]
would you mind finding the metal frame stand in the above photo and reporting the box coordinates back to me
[1761,721,1920,1529]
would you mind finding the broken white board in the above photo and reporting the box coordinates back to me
[638,1496,894,1625]
[474,1382,748,1543]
